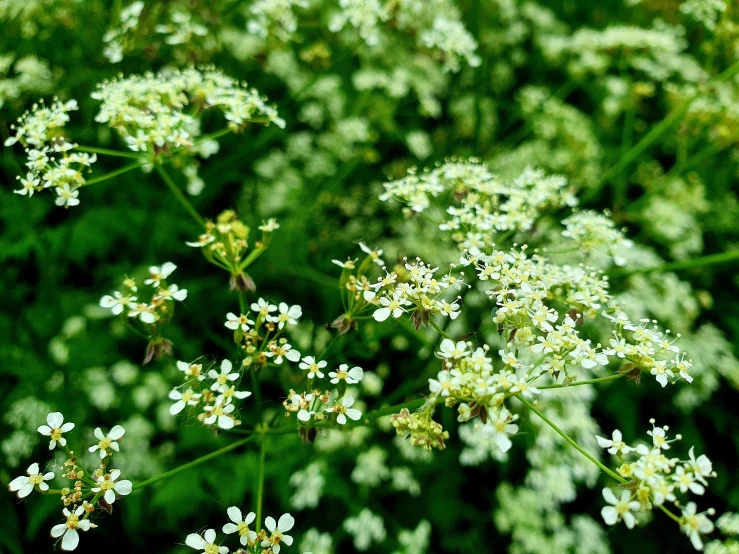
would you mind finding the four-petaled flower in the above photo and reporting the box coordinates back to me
[185,529,228,554]
[596,429,634,457]
[299,356,327,379]
[144,262,177,286]
[91,469,132,504]
[225,312,254,331]
[601,488,640,529]
[329,364,364,384]
[270,302,302,329]
[260,513,295,554]
[208,360,240,393]
[326,396,362,425]
[51,506,91,551]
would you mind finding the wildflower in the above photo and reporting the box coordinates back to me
[225,312,254,331]
[185,529,228,554]
[9,463,54,498]
[328,364,364,384]
[601,488,640,529]
[51,506,91,551]
[359,242,384,266]
[373,291,410,322]
[222,507,257,546]
[54,184,80,208]
[326,396,362,424]
[144,262,177,287]
[271,303,302,329]
[91,469,132,504]
[299,356,327,379]
[251,298,277,318]
[680,502,714,551]
[203,397,236,429]
[89,425,125,458]
[438,339,468,360]
[596,429,634,456]
[480,408,519,453]
[99,291,136,315]
[428,370,458,397]
[261,513,295,554]
[155,284,188,302]
[208,360,240,392]
[37,411,75,450]
[169,388,202,415]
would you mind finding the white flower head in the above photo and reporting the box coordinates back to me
[680,502,714,551]
[203,397,236,430]
[222,506,257,546]
[185,529,228,554]
[596,429,634,456]
[601,488,640,529]
[299,356,327,379]
[144,262,177,286]
[329,364,364,384]
[38,412,75,450]
[51,506,91,551]
[9,463,54,498]
[91,469,132,504]
[208,359,240,392]
[169,388,202,415]
[326,395,362,425]
[261,513,295,554]
[271,302,302,329]
[89,425,125,458]
[438,339,468,360]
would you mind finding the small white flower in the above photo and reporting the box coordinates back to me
[266,343,301,365]
[251,298,277,318]
[261,513,295,554]
[51,506,91,551]
[326,396,362,425]
[480,408,519,453]
[332,258,356,270]
[601,488,640,529]
[9,463,54,498]
[145,262,177,286]
[177,360,205,381]
[271,302,302,329]
[37,411,75,450]
[680,502,714,551]
[225,312,254,331]
[54,184,80,208]
[223,506,257,546]
[89,425,125,458]
[438,339,468,360]
[259,218,279,232]
[203,397,236,429]
[127,302,158,323]
[596,429,634,456]
[373,291,409,322]
[329,364,364,384]
[156,283,188,302]
[15,173,40,196]
[299,356,327,379]
[99,291,136,315]
[359,242,384,266]
[688,447,714,485]
[91,469,132,504]
[428,370,458,397]
[185,529,228,554]
[208,360,240,392]
[169,388,202,415]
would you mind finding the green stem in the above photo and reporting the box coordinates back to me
[429,319,452,341]
[608,250,739,278]
[132,435,255,490]
[515,394,627,484]
[155,164,205,227]
[76,145,141,159]
[536,373,626,390]
[659,504,683,524]
[81,161,142,187]
[255,437,267,531]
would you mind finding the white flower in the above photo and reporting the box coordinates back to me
[127,302,158,323]
[251,298,277,318]
[438,339,468,360]
[359,242,384,266]
[54,184,80,207]
[225,312,254,331]
[51,506,91,551]
[177,360,205,381]
[91,469,132,504]
[203,397,236,429]
[596,429,634,456]
[271,302,302,329]
[688,447,714,485]
[326,396,362,425]
[299,356,327,379]
[480,408,519,452]
[265,342,301,365]
[328,364,364,384]
[222,507,257,546]
[144,262,177,286]
[156,284,188,302]
[15,173,40,196]
[208,360,240,392]
[428,370,458,397]
[601,488,640,529]
[125,129,149,152]
[89,425,125,458]
[333,258,356,270]
[373,291,409,322]
[169,388,202,415]
[261,513,295,554]
[9,463,54,498]
[185,529,228,554]
[37,411,75,450]
[99,291,136,315]
[680,502,714,551]
[259,218,280,232]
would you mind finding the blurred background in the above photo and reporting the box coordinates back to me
[1,1,738,552]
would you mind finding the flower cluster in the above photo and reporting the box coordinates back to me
[187,210,279,292]
[598,420,716,550]
[91,66,284,158]
[185,507,297,554]
[5,98,96,207]
[560,210,634,266]
[390,407,449,451]
[169,359,251,430]
[8,412,132,551]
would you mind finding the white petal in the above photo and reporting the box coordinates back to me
[227,506,242,524]
[115,480,132,495]
[47,412,64,428]
[61,528,79,551]
[204,529,216,543]
[277,513,295,532]
[222,523,238,534]
[51,524,67,538]
[265,516,276,532]
[185,534,206,549]
[104,490,116,504]
[109,425,125,439]
[601,506,618,525]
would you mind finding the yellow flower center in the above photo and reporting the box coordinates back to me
[204,544,219,554]
[50,428,63,441]
[66,514,79,529]
[99,437,112,451]
[237,522,250,536]
[29,474,44,486]
[100,478,115,491]
[217,374,228,385]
